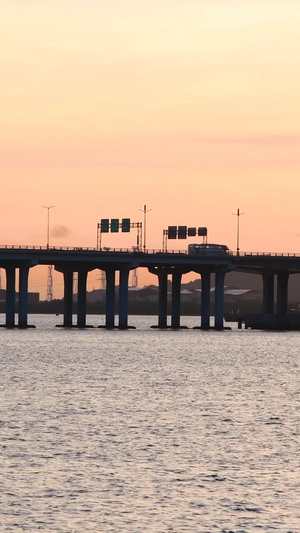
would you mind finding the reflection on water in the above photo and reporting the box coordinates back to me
[1,315,300,531]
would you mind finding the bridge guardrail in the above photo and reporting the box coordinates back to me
[0,245,189,254]
[238,251,300,257]
[0,245,300,257]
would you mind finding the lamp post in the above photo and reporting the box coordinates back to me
[43,205,55,249]
[139,204,151,252]
[233,208,244,256]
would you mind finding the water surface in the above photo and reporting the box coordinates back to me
[1,315,299,532]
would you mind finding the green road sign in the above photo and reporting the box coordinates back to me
[168,226,177,239]
[178,226,187,239]
[188,227,196,237]
[122,218,130,232]
[111,219,119,232]
[101,219,109,232]
[198,227,207,236]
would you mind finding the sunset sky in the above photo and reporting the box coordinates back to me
[1,0,300,297]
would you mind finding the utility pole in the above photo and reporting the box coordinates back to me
[139,204,151,252]
[233,208,244,256]
[43,205,55,249]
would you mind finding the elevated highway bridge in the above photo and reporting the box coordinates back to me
[1,245,300,329]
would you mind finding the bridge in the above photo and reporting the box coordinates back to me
[1,245,300,330]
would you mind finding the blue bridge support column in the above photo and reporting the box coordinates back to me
[215,269,225,330]
[63,270,73,327]
[77,270,88,327]
[5,266,16,328]
[171,270,182,329]
[148,266,169,328]
[263,273,274,314]
[18,265,30,328]
[201,271,211,329]
[277,272,289,317]
[119,268,130,329]
[158,269,168,328]
[105,269,116,328]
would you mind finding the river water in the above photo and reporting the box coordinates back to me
[1,315,299,532]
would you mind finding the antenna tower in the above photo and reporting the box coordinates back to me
[131,269,138,288]
[73,272,78,294]
[100,270,106,290]
[46,265,54,301]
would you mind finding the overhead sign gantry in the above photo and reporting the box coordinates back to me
[162,226,208,251]
[97,219,142,251]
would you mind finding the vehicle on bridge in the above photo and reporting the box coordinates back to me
[188,243,229,255]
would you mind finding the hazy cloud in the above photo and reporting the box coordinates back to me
[51,224,70,238]
[200,133,300,145]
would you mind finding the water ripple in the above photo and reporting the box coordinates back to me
[1,315,300,531]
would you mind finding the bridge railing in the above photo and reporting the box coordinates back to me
[0,244,188,254]
[1,244,300,258]
[235,251,300,258]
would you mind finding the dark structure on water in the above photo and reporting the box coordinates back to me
[1,245,300,330]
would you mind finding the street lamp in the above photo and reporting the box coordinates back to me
[43,205,55,249]
[139,204,151,252]
[233,208,244,256]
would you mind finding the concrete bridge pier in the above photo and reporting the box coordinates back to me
[77,269,89,327]
[105,268,116,328]
[215,269,225,329]
[277,272,289,317]
[62,269,74,327]
[158,269,168,328]
[101,264,135,329]
[148,266,169,328]
[18,265,30,328]
[57,266,94,328]
[5,266,16,328]
[201,271,211,329]
[119,268,130,329]
[171,269,182,329]
[260,271,289,326]
[2,263,35,328]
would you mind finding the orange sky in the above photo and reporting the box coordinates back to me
[1,1,300,298]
